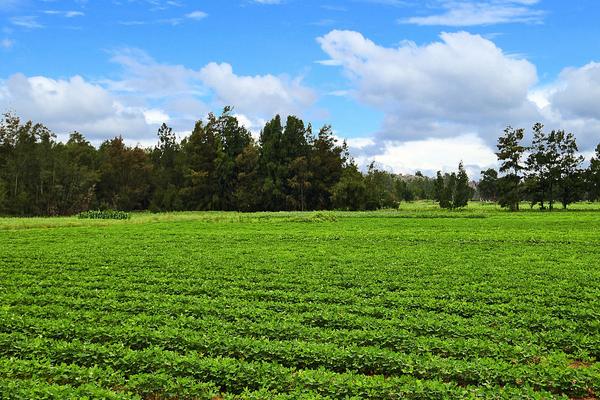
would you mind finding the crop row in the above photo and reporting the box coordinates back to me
[0,337,568,399]
[3,292,599,360]
[0,330,597,397]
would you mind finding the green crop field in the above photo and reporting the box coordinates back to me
[1,203,600,399]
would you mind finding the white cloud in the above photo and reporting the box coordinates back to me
[318,30,539,142]
[106,48,205,98]
[402,0,544,27]
[346,137,375,149]
[252,0,283,4]
[549,62,600,120]
[44,10,85,18]
[233,113,266,140]
[143,108,170,125]
[524,62,600,149]
[185,10,207,20]
[199,62,317,119]
[0,74,152,140]
[0,49,317,144]
[10,15,44,29]
[365,135,498,176]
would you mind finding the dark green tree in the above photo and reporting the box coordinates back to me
[453,162,472,208]
[150,123,182,211]
[306,125,345,210]
[478,168,498,202]
[434,171,449,208]
[588,144,600,201]
[556,131,584,209]
[331,163,367,211]
[496,126,525,211]
[96,136,153,211]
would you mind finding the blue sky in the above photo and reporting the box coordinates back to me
[2,0,600,175]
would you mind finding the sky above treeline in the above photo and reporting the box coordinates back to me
[1,0,600,175]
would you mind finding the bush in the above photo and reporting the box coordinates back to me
[78,210,130,220]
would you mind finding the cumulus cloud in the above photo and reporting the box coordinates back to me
[351,134,498,176]
[403,0,544,27]
[318,29,539,142]
[0,49,317,144]
[524,62,600,149]
[199,62,317,119]
[549,62,600,121]
[0,74,154,141]
[317,29,600,175]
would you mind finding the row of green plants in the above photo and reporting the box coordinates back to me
[77,210,130,220]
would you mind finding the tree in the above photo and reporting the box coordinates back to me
[96,137,153,211]
[59,132,99,214]
[150,123,182,211]
[233,142,261,211]
[435,171,450,209]
[179,118,221,210]
[588,144,600,201]
[364,163,398,210]
[478,168,498,202]
[453,162,472,208]
[259,115,286,210]
[496,126,525,211]
[556,131,584,209]
[306,125,345,210]
[331,164,367,211]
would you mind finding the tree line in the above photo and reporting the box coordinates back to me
[0,108,440,216]
[477,123,600,210]
[2,108,599,216]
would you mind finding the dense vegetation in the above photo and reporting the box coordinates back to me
[1,109,599,216]
[0,109,437,216]
[1,204,599,398]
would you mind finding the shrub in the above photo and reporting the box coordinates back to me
[78,210,131,220]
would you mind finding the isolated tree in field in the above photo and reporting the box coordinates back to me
[496,126,526,211]
[478,168,498,202]
[588,144,600,201]
[556,131,584,209]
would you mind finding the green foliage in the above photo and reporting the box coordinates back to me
[1,208,600,398]
[435,162,473,209]
[588,144,600,201]
[3,110,600,216]
[478,168,498,202]
[78,210,130,220]
[496,126,526,211]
